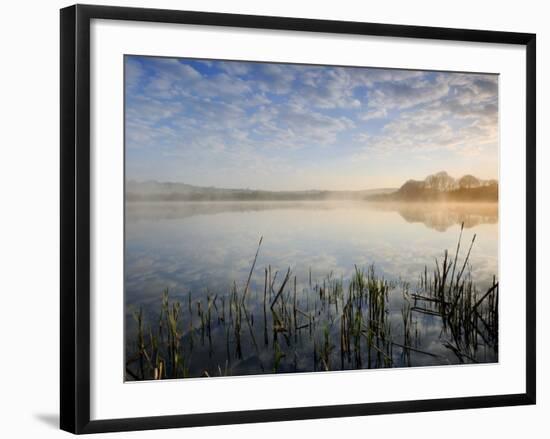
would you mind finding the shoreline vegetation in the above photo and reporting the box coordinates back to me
[125,223,498,381]
[126,171,497,203]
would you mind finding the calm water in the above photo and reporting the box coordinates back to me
[125,201,498,379]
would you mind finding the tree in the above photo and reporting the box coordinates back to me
[458,174,480,189]
[424,171,457,191]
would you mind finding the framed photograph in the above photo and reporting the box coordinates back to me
[60,4,536,434]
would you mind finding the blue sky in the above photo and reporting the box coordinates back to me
[125,56,498,190]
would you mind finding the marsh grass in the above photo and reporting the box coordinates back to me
[126,223,498,380]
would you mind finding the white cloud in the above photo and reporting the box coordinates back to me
[360,108,387,121]
[367,75,450,111]
[289,67,362,109]
[256,63,296,94]
[125,57,499,187]
[218,61,252,76]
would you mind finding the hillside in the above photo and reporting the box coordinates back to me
[126,180,396,202]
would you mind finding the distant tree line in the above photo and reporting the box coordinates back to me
[368,171,498,202]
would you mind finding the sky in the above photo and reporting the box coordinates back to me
[125,56,498,191]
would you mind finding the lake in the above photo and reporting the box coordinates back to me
[125,201,499,380]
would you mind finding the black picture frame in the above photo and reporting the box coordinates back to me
[60,4,536,434]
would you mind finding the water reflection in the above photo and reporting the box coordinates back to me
[368,202,498,232]
[125,200,499,379]
[126,200,498,232]
[126,200,375,224]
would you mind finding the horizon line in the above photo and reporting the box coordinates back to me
[126,172,499,193]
